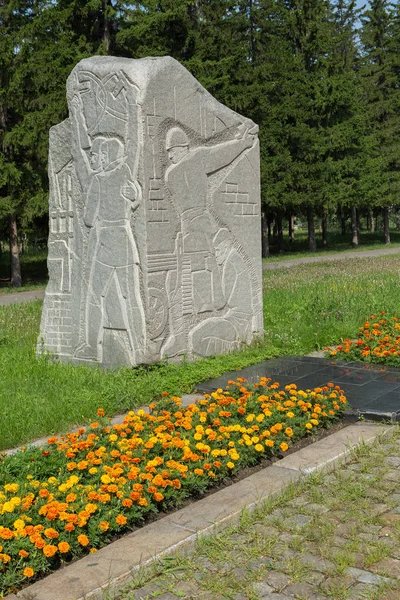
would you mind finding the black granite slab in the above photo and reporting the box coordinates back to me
[195,356,400,422]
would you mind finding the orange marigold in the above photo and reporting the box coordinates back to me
[23,567,35,578]
[115,514,127,526]
[58,541,70,553]
[77,534,90,546]
[43,544,58,557]
[44,528,59,539]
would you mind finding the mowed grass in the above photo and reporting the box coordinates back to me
[0,301,276,451]
[1,253,400,451]
[264,254,400,354]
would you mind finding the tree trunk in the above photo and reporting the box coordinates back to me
[368,208,375,233]
[356,209,361,240]
[8,214,22,287]
[383,207,390,244]
[351,206,359,247]
[261,212,269,258]
[103,0,111,54]
[276,211,284,253]
[321,212,328,248]
[288,213,295,244]
[307,205,317,252]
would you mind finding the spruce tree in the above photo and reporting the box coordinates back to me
[360,0,400,244]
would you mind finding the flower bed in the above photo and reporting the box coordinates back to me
[325,313,400,365]
[0,377,346,596]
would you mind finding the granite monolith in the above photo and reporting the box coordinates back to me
[38,56,263,366]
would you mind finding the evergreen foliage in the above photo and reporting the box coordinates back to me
[1,0,400,282]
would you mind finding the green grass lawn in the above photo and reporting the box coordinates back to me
[1,253,400,451]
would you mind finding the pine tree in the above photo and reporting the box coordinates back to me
[360,0,400,244]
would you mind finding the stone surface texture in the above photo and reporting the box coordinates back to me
[38,55,263,367]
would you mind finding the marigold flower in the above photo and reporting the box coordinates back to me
[18,549,29,558]
[44,528,59,539]
[58,541,70,553]
[77,534,90,546]
[116,514,127,526]
[23,567,34,578]
[43,544,58,557]
[99,521,110,531]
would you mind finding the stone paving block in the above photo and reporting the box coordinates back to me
[370,557,400,578]
[283,581,328,599]
[346,582,379,600]
[381,513,400,526]
[298,553,335,573]
[253,581,275,596]
[384,457,400,467]
[383,470,400,483]
[284,514,313,530]
[262,570,292,590]
[347,567,391,584]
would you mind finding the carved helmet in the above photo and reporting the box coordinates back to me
[166,127,189,150]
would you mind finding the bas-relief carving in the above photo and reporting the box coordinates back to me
[39,56,263,367]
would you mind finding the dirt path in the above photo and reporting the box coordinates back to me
[0,289,45,306]
[263,246,400,270]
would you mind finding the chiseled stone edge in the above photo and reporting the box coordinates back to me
[6,422,395,600]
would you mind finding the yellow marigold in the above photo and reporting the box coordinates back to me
[227,462,235,469]
[265,440,274,448]
[99,521,110,531]
[280,442,289,452]
[194,468,204,476]
[23,567,34,578]
[13,519,25,531]
[305,423,313,430]
[4,483,19,493]
[310,419,319,426]
[254,444,264,452]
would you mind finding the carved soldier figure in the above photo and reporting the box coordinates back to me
[162,124,257,357]
[70,94,145,364]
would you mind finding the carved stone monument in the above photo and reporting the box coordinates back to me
[38,56,263,366]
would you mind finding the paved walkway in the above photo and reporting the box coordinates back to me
[0,289,45,306]
[263,246,400,270]
[119,429,400,600]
